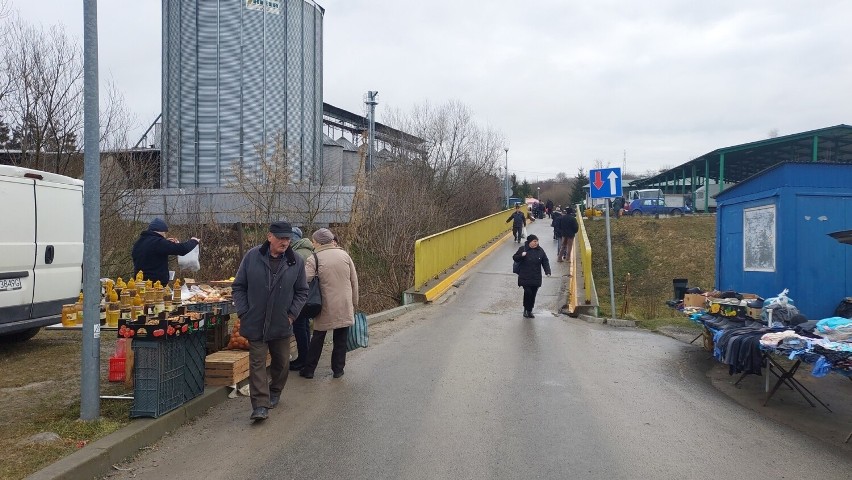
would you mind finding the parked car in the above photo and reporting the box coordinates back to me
[628,198,691,216]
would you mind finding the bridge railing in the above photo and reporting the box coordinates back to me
[412,209,513,291]
[576,205,595,302]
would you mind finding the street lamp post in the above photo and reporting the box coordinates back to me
[504,148,509,208]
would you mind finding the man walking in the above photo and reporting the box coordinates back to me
[557,208,579,263]
[506,204,527,243]
[232,221,309,422]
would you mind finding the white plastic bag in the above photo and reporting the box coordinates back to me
[178,245,201,272]
[521,226,528,239]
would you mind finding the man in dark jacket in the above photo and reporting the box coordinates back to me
[512,234,551,318]
[131,218,200,284]
[550,209,562,240]
[556,209,579,263]
[506,205,527,243]
[232,221,309,422]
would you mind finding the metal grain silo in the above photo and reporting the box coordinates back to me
[162,0,324,188]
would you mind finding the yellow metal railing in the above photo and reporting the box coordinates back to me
[575,204,593,297]
[413,209,513,291]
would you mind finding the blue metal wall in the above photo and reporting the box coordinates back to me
[716,163,852,319]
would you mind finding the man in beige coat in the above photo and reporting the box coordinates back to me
[299,228,359,379]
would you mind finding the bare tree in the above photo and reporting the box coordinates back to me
[1,15,83,173]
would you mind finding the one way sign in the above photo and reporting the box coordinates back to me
[589,167,622,199]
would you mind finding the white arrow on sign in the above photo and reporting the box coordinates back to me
[607,170,619,195]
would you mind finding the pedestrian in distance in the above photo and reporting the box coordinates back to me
[288,226,315,372]
[551,208,563,241]
[556,208,579,264]
[512,234,551,318]
[506,204,527,243]
[300,228,359,380]
[232,221,309,422]
[131,218,200,285]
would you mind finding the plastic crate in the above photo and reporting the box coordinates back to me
[108,357,126,382]
[183,331,206,400]
[130,339,186,418]
[206,319,230,355]
[183,301,234,315]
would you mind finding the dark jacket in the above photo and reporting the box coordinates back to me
[506,210,526,228]
[131,230,198,285]
[558,214,579,238]
[232,242,309,342]
[513,241,551,287]
[551,211,563,235]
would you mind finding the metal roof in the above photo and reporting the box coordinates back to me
[630,124,852,189]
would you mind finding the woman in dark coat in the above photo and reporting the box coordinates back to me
[512,234,551,318]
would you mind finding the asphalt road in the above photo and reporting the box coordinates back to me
[108,221,852,480]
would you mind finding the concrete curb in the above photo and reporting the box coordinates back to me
[27,303,425,480]
[576,314,636,327]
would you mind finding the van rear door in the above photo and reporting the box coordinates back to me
[0,176,36,325]
[31,180,83,318]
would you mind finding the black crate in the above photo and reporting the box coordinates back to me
[131,339,186,418]
[182,331,206,400]
[184,301,234,315]
[206,318,230,355]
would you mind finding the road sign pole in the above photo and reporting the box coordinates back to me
[604,200,617,320]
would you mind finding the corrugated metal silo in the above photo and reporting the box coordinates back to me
[321,134,343,186]
[162,0,324,188]
[338,137,360,186]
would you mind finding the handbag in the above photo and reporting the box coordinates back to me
[300,253,322,319]
[347,311,369,351]
[512,245,527,274]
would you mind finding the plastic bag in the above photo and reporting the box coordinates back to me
[347,312,369,351]
[178,245,201,272]
[521,226,527,239]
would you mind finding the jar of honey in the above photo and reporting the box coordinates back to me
[61,304,77,327]
[106,302,120,328]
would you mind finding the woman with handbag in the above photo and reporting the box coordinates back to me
[512,234,551,318]
[299,228,359,379]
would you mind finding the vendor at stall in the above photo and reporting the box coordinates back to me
[131,218,200,284]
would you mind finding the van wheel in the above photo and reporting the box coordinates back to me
[0,327,41,343]
[631,210,642,216]
[670,209,683,216]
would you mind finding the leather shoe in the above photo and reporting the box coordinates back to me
[333,371,344,378]
[269,394,280,409]
[522,310,530,318]
[528,311,535,318]
[288,362,303,371]
[250,407,269,421]
[299,370,314,379]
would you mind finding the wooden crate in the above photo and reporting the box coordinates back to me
[205,350,270,386]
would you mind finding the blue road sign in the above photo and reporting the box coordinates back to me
[589,168,622,199]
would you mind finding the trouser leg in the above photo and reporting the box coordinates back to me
[303,329,327,374]
[268,337,290,396]
[564,237,574,261]
[331,327,350,374]
[248,340,271,409]
[523,286,539,311]
[292,316,310,362]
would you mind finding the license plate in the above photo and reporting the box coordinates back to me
[0,278,22,291]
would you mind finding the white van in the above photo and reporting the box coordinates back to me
[693,182,734,212]
[0,166,83,341]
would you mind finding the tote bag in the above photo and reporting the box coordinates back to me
[347,311,369,351]
[300,253,322,319]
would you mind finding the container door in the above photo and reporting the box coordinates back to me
[0,176,36,325]
[32,181,83,319]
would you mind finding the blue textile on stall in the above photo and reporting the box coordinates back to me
[812,356,832,378]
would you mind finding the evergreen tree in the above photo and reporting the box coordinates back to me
[569,167,588,210]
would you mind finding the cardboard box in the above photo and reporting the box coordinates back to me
[683,293,707,308]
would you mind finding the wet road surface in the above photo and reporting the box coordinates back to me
[108,221,852,479]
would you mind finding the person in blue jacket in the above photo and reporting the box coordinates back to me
[131,218,200,284]
[506,204,527,243]
[512,234,551,318]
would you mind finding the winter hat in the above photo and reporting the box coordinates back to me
[526,234,539,243]
[148,218,168,232]
[312,228,335,245]
[291,226,303,240]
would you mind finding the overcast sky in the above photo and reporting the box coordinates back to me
[10,0,852,181]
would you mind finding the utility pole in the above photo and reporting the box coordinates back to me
[504,147,509,208]
[81,0,101,421]
[365,91,378,174]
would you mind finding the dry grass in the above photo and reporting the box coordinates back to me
[584,214,717,320]
[0,330,131,479]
